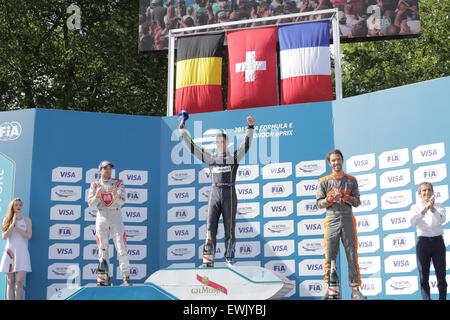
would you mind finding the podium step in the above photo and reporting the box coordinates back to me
[50,266,293,300]
[145,266,294,300]
[50,283,178,300]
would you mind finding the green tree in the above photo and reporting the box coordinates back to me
[0,0,168,115]
[341,0,450,97]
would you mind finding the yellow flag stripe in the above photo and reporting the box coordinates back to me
[176,57,222,89]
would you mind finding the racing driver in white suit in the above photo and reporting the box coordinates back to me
[88,160,131,286]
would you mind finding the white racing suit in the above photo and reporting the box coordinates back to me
[88,178,130,278]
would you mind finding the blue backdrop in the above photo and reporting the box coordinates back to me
[0,76,448,299]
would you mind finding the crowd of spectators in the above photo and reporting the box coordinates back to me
[139,0,420,51]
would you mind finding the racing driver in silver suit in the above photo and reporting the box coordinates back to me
[88,160,131,286]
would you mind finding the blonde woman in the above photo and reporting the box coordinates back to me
[0,198,32,300]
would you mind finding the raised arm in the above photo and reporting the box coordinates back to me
[235,116,255,163]
[179,127,215,164]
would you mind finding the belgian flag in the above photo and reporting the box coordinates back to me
[175,34,224,114]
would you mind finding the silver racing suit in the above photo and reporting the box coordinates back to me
[88,178,130,277]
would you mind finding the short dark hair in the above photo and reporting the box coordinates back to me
[326,149,344,163]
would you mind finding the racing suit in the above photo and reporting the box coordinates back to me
[88,178,130,278]
[181,126,254,260]
[316,172,361,287]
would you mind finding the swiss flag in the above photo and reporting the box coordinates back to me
[227,27,278,110]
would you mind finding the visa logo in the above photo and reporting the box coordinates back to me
[387,175,403,183]
[271,245,288,251]
[306,264,323,271]
[358,241,373,248]
[303,185,317,191]
[175,192,189,199]
[60,171,76,178]
[58,209,74,215]
[238,226,253,233]
[271,206,286,212]
[354,160,369,167]
[174,230,189,236]
[56,248,73,254]
[126,211,141,218]
[305,224,321,231]
[421,149,437,157]
[126,174,142,181]
[270,168,285,174]
[393,260,409,267]
[361,283,375,290]
[127,249,141,255]
[361,199,372,206]
[238,189,253,195]
[390,217,406,224]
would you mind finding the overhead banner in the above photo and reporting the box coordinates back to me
[139,0,421,51]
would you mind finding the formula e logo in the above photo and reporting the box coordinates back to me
[0,121,22,141]
[295,160,326,178]
[167,169,194,186]
[51,185,82,202]
[167,244,195,260]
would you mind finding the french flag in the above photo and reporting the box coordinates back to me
[278,21,334,105]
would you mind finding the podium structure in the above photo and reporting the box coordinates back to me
[50,266,293,300]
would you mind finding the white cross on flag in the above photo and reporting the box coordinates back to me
[227,27,277,110]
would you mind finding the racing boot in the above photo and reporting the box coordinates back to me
[325,260,340,300]
[97,258,110,286]
[122,275,132,286]
[202,231,214,268]
[351,286,367,300]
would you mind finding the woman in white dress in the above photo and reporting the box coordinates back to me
[1,198,32,300]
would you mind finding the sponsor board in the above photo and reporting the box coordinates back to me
[295,160,326,178]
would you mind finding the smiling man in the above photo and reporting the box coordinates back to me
[316,149,366,300]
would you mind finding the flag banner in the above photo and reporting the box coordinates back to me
[175,34,224,115]
[227,27,278,110]
[279,21,334,105]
